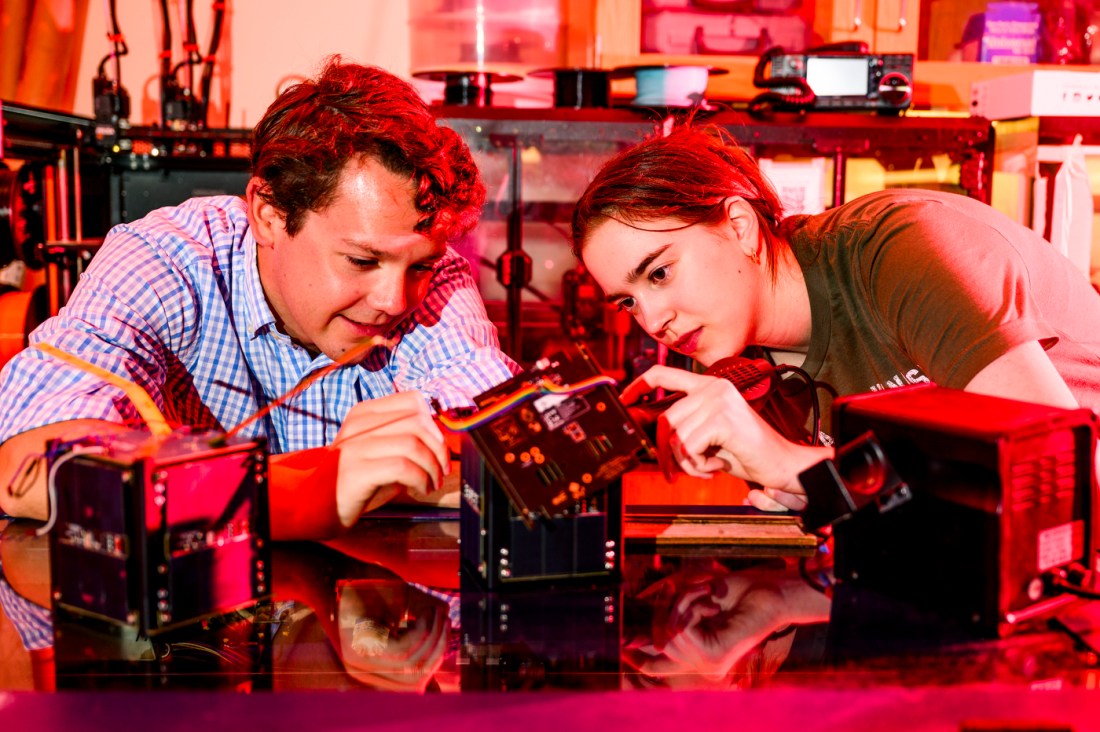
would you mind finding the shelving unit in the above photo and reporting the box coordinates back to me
[592,0,1094,114]
[436,104,994,366]
[596,0,918,106]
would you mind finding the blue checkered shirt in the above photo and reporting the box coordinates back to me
[0,575,51,651]
[0,196,518,452]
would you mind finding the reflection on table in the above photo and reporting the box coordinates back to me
[1,515,1098,696]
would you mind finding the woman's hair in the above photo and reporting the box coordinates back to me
[250,55,485,242]
[571,123,787,279]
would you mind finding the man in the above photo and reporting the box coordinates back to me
[0,57,517,538]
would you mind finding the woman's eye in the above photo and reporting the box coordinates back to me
[616,297,636,313]
[347,257,376,269]
[649,265,670,283]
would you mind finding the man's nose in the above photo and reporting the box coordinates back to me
[368,271,408,316]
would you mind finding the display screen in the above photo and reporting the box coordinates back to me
[806,57,869,97]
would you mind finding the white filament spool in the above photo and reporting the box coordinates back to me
[630,65,713,107]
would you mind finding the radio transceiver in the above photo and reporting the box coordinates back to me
[757,49,913,113]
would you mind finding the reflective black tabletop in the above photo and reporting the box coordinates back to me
[3,515,1100,730]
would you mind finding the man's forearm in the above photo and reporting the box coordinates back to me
[0,419,128,520]
[267,446,346,541]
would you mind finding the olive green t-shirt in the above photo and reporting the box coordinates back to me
[783,188,1100,442]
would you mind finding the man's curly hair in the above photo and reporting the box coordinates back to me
[250,56,485,242]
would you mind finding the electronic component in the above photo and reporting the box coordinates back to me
[459,581,621,690]
[38,336,385,637]
[53,601,273,690]
[753,45,913,113]
[767,53,913,111]
[810,384,1098,643]
[47,429,270,636]
[454,342,653,588]
[799,430,912,533]
[90,0,131,147]
[456,344,652,526]
[629,356,776,423]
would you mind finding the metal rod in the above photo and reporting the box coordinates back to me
[507,140,523,358]
[1004,593,1076,625]
[73,138,83,243]
[43,164,60,316]
[833,151,847,208]
[57,148,70,241]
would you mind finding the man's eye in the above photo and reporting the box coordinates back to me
[616,298,635,313]
[411,263,436,274]
[347,257,377,269]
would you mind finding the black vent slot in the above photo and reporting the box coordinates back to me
[1008,447,1078,511]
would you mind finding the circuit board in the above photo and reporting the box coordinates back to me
[461,343,653,525]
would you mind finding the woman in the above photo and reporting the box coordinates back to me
[572,124,1100,512]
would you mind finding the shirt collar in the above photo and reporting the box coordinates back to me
[240,227,279,339]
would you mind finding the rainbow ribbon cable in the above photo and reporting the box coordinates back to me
[438,374,618,432]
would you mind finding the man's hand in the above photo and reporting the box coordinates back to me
[336,579,450,692]
[332,392,450,526]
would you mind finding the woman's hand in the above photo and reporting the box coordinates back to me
[624,563,830,685]
[621,366,831,511]
[333,392,451,525]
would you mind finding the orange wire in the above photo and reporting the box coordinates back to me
[218,336,393,444]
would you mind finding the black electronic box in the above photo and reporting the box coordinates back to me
[818,384,1098,642]
[47,430,270,636]
[458,343,652,589]
[766,52,913,112]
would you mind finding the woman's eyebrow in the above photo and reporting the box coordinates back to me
[604,243,672,303]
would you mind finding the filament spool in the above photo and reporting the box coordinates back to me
[528,67,611,108]
[613,64,728,108]
[412,69,522,107]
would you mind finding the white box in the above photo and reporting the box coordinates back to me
[971,70,1100,120]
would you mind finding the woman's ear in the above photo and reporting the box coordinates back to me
[246,177,286,248]
[723,196,763,261]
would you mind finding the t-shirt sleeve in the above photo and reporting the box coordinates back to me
[0,225,199,442]
[861,199,1056,388]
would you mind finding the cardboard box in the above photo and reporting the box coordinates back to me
[971,70,1100,120]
